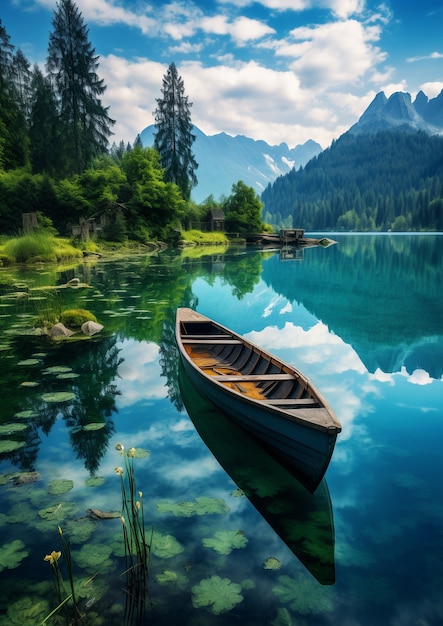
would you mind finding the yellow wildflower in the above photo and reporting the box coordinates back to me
[128,447,136,458]
[44,551,62,564]
[115,467,124,476]
[115,442,124,454]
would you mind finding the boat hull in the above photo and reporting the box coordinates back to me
[176,308,341,492]
[179,365,336,584]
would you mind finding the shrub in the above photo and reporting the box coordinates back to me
[59,309,97,329]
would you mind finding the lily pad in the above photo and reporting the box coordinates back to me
[272,574,334,614]
[17,359,40,366]
[41,391,75,403]
[0,440,26,454]
[14,410,38,419]
[82,422,106,431]
[20,381,39,387]
[47,479,74,495]
[156,496,229,518]
[264,557,283,570]
[38,501,77,521]
[85,476,105,487]
[43,366,73,375]
[151,531,184,559]
[0,423,28,435]
[155,570,178,585]
[63,518,97,544]
[0,539,29,572]
[4,596,51,626]
[73,543,113,570]
[192,575,244,614]
[202,530,248,555]
[56,372,80,380]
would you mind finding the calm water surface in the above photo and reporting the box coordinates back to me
[0,234,442,625]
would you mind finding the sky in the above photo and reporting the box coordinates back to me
[3,0,443,149]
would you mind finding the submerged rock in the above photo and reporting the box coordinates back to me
[11,471,41,485]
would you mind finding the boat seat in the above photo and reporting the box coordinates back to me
[214,374,294,381]
[264,398,317,406]
[182,338,243,344]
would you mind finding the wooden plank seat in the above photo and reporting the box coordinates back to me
[182,338,243,345]
[213,374,294,382]
[269,398,317,405]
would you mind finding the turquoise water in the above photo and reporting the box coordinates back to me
[0,234,442,625]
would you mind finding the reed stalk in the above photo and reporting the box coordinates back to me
[115,443,152,624]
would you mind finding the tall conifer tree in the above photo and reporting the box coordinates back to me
[0,20,29,169]
[29,67,61,175]
[47,0,114,175]
[154,63,198,200]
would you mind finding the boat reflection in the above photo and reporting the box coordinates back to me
[179,366,336,585]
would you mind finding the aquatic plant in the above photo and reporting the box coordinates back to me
[0,422,28,435]
[115,442,152,623]
[41,391,76,403]
[191,575,244,615]
[270,607,293,626]
[202,529,248,555]
[47,479,74,495]
[156,496,229,517]
[272,574,334,614]
[151,531,184,559]
[42,526,82,624]
[0,539,29,572]
[0,439,26,453]
[263,557,283,570]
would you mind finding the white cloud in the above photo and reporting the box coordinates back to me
[219,0,365,20]
[407,51,443,63]
[418,82,443,98]
[283,20,387,88]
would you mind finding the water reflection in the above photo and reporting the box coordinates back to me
[0,235,442,625]
[0,334,122,475]
[179,366,336,585]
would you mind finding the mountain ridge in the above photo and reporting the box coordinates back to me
[348,89,443,136]
[140,124,322,203]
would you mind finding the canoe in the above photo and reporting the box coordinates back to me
[179,364,336,584]
[175,308,342,492]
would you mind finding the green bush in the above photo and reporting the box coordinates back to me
[60,309,97,329]
[0,233,81,263]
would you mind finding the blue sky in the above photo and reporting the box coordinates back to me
[3,0,443,148]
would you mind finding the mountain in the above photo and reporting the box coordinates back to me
[348,89,443,136]
[140,125,322,203]
[261,130,443,231]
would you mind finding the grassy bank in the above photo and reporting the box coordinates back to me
[0,233,82,265]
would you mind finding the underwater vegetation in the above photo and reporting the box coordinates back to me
[191,575,244,615]
[0,539,29,572]
[156,496,229,517]
[202,529,248,555]
[272,574,334,614]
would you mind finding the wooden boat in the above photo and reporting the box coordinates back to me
[179,364,336,584]
[175,308,342,492]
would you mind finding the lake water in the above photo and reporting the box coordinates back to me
[0,234,442,625]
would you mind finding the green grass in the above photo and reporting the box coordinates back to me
[0,233,82,264]
[180,230,228,245]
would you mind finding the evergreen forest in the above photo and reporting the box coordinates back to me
[261,130,443,231]
[0,3,264,245]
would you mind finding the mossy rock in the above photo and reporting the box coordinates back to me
[60,308,97,329]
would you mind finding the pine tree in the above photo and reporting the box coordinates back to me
[0,20,29,169]
[154,63,198,200]
[29,66,61,175]
[46,0,114,175]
